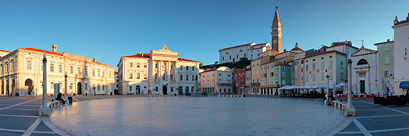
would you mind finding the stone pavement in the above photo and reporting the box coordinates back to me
[51,95,347,136]
[0,96,59,136]
[336,100,409,136]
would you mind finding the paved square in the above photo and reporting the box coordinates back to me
[51,96,346,136]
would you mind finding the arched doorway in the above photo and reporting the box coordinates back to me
[162,85,167,95]
[185,86,189,94]
[77,82,82,95]
[25,79,33,95]
[12,80,15,95]
[136,85,140,94]
[178,86,183,95]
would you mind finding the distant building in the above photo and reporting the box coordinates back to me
[219,42,270,64]
[200,67,233,94]
[392,14,409,95]
[0,49,10,58]
[117,45,200,95]
[234,69,246,94]
[351,46,377,94]
[0,45,115,96]
[245,65,252,94]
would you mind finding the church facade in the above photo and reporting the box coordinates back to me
[117,45,201,95]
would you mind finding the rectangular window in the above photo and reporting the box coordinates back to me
[282,80,285,85]
[137,63,140,68]
[137,73,140,79]
[312,63,315,70]
[41,63,43,71]
[144,63,147,68]
[329,61,333,68]
[163,74,166,80]
[186,75,189,81]
[385,55,390,64]
[170,74,173,80]
[276,80,278,85]
[85,84,88,90]
[102,71,105,78]
[341,72,343,80]
[27,61,31,70]
[329,72,333,79]
[385,45,390,51]
[340,61,343,68]
[276,72,278,77]
[98,70,100,77]
[282,72,285,77]
[144,73,148,79]
[51,82,54,89]
[93,70,95,77]
[130,62,133,67]
[321,73,324,80]
[155,73,158,79]
[321,62,324,69]
[78,67,80,74]
[50,64,54,72]
[155,63,158,68]
[306,75,309,81]
[70,66,73,74]
[313,74,316,81]
[186,66,189,70]
[180,75,183,80]
[306,65,309,71]
[192,75,195,81]
[84,68,88,75]
[129,73,133,79]
[192,66,194,71]
[180,66,183,70]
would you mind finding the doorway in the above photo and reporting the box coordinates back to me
[360,80,365,93]
[25,79,33,95]
[77,82,82,95]
[162,85,167,95]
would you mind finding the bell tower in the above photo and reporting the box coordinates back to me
[271,6,282,52]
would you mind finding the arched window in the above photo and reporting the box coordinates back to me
[239,49,243,52]
[191,86,194,92]
[357,59,368,65]
[155,86,158,92]
[185,86,189,93]
[226,52,229,54]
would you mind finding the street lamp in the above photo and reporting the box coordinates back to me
[326,75,330,100]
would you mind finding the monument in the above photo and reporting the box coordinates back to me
[192,75,207,97]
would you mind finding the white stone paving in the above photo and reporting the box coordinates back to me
[51,97,346,136]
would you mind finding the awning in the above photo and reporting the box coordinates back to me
[399,81,409,88]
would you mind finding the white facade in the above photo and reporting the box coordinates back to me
[117,45,200,95]
[200,66,233,94]
[219,43,270,64]
[0,46,115,96]
[392,15,409,95]
[351,46,377,94]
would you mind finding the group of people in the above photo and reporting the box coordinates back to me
[325,93,336,106]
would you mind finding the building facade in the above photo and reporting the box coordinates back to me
[393,14,409,95]
[0,45,115,96]
[218,42,270,64]
[117,45,200,95]
[351,46,377,94]
[235,70,245,94]
[375,40,395,94]
[245,65,252,94]
[200,67,233,94]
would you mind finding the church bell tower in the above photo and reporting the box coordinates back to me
[271,6,282,52]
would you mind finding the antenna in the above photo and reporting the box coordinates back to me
[361,39,364,47]
[337,37,339,42]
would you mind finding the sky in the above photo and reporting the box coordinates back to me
[1,0,409,69]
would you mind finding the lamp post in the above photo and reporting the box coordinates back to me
[65,72,68,103]
[39,51,50,116]
[375,79,378,96]
[326,75,330,99]
[347,59,352,108]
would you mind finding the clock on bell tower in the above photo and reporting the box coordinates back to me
[271,6,282,52]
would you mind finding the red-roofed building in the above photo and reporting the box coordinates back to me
[0,45,116,96]
[234,69,246,94]
[0,49,11,58]
[117,45,201,95]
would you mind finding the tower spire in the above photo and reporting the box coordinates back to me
[271,6,282,52]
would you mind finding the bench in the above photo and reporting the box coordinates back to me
[331,101,346,110]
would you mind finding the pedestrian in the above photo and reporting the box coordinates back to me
[94,90,96,96]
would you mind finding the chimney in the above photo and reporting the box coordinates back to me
[137,52,141,54]
[284,49,286,52]
[394,16,399,25]
[387,39,390,42]
[407,13,409,20]
[52,44,57,52]
[92,58,96,62]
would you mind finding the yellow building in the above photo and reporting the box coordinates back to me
[0,45,116,96]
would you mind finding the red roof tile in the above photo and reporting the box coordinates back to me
[19,47,63,56]
[114,71,118,76]
[202,68,217,73]
[0,49,10,53]
[178,58,200,63]
[123,53,150,58]
[275,63,291,67]
[219,43,254,52]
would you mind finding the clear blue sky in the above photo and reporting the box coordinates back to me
[1,0,408,69]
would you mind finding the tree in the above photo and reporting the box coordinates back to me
[199,62,203,67]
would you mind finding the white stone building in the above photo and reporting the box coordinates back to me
[218,42,270,64]
[351,46,378,94]
[200,66,233,94]
[0,45,116,96]
[392,14,409,95]
[0,49,10,57]
[117,45,200,95]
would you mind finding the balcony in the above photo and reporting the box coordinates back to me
[251,83,260,86]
